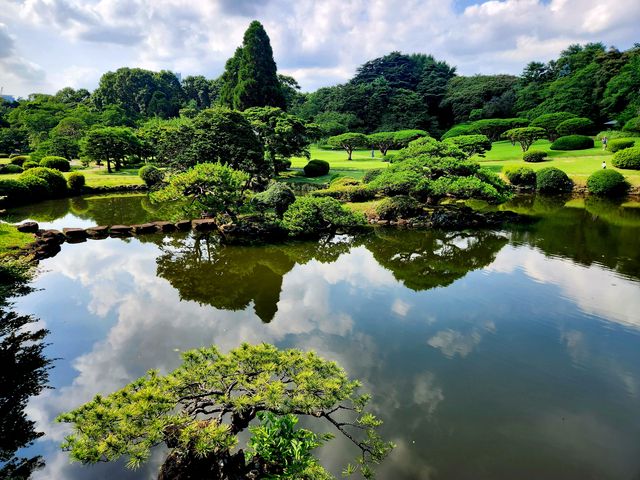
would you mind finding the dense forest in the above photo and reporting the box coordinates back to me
[1,20,639,158]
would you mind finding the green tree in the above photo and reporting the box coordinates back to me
[442,75,518,123]
[327,133,368,160]
[444,134,492,156]
[502,127,546,151]
[232,21,286,110]
[181,75,219,110]
[57,343,392,479]
[530,112,576,141]
[80,127,140,173]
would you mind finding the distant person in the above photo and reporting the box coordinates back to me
[602,136,608,150]
[602,160,607,169]
[371,145,375,158]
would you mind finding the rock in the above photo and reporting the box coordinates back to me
[41,229,65,244]
[63,228,87,240]
[33,243,61,260]
[132,223,157,234]
[17,221,39,233]
[85,225,109,238]
[109,225,133,236]
[175,220,192,231]
[192,218,218,232]
[154,221,176,232]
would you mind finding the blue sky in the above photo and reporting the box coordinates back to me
[1,0,639,97]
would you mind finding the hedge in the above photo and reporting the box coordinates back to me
[586,169,629,197]
[67,172,86,192]
[550,135,594,151]
[9,155,29,166]
[303,159,330,177]
[139,165,164,187]
[607,139,635,153]
[40,156,71,172]
[375,195,423,220]
[504,166,536,187]
[19,167,68,198]
[536,167,573,193]
[1,164,23,174]
[611,146,640,169]
[523,150,547,162]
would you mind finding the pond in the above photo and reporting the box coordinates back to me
[6,193,640,479]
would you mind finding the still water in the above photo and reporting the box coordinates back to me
[7,193,640,479]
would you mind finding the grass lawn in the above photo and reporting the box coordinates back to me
[0,164,144,187]
[0,223,33,257]
[475,140,640,186]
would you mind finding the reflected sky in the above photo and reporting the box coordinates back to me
[11,222,640,480]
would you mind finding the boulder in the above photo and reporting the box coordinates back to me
[85,225,109,238]
[63,228,87,241]
[40,229,65,244]
[132,223,157,234]
[109,225,133,236]
[154,221,176,232]
[192,219,218,232]
[175,220,192,231]
[17,221,39,233]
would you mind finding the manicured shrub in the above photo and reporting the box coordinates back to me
[311,185,375,202]
[139,165,164,187]
[556,117,594,136]
[443,134,492,156]
[18,175,50,199]
[368,169,421,196]
[375,195,423,220]
[67,172,86,192]
[530,112,576,140]
[597,130,638,140]
[504,166,536,187]
[502,127,546,151]
[441,123,478,140]
[329,176,360,187]
[22,161,38,170]
[523,150,548,163]
[550,135,594,151]
[536,167,573,193]
[429,175,506,203]
[281,196,365,236]
[586,169,629,197]
[607,139,635,153]
[19,167,68,198]
[0,179,30,205]
[9,155,29,166]
[303,159,330,177]
[362,168,384,183]
[1,164,23,174]
[274,158,292,173]
[40,156,71,172]
[611,146,640,169]
[623,117,640,134]
[252,182,296,218]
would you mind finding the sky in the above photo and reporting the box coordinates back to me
[0,0,639,98]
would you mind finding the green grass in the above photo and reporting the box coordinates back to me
[475,140,640,186]
[0,223,33,257]
[0,165,144,188]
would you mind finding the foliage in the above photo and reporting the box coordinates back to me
[441,74,518,123]
[281,197,366,236]
[611,146,640,169]
[502,127,546,151]
[1,164,23,174]
[363,168,384,184]
[303,159,330,177]
[586,169,629,196]
[9,155,28,166]
[375,195,423,220]
[607,139,635,153]
[327,133,368,160]
[311,184,375,202]
[19,167,68,198]
[556,117,594,136]
[330,177,361,188]
[441,123,477,140]
[428,175,508,202]
[0,128,29,155]
[536,167,574,193]
[550,135,594,151]
[0,179,30,205]
[623,117,640,134]
[530,112,576,141]
[80,127,140,173]
[392,136,466,162]
[138,165,164,187]
[522,150,548,162]
[67,172,85,192]
[471,118,529,141]
[39,156,70,172]
[443,134,491,156]
[252,182,296,218]
[22,161,38,170]
[151,163,249,220]
[57,343,391,478]
[596,130,638,140]
[503,166,536,187]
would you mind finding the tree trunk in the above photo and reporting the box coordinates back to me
[107,159,112,173]
[347,148,353,160]
[158,449,251,480]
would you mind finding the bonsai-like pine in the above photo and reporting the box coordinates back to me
[327,133,368,160]
[57,343,393,479]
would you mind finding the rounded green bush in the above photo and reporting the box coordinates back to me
[586,169,629,197]
[20,167,68,198]
[40,156,71,172]
[139,165,164,187]
[19,175,50,199]
[330,176,360,187]
[550,135,594,151]
[9,155,29,166]
[504,166,536,187]
[281,196,365,236]
[311,185,375,202]
[362,168,384,184]
[252,182,296,217]
[22,161,39,170]
[1,164,24,174]
[536,167,573,194]
[0,179,30,205]
[556,117,594,136]
[67,172,86,192]
[303,159,330,177]
[597,130,638,140]
[607,139,635,153]
[623,117,640,134]
[611,146,640,169]
[523,150,548,162]
[375,195,423,220]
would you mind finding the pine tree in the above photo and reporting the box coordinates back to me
[230,21,286,111]
[218,47,242,108]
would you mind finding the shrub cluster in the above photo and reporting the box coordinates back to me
[597,130,638,140]
[67,172,86,192]
[329,176,360,188]
[1,164,24,174]
[362,168,384,183]
[536,167,573,193]
[9,155,29,166]
[0,179,30,204]
[611,146,640,169]
[586,170,629,197]
[138,165,165,187]
[375,195,423,220]
[523,150,547,162]
[311,184,375,202]
[556,117,594,136]
[252,182,296,217]
[428,175,507,203]
[40,156,71,172]
[303,159,330,177]
[623,117,640,134]
[607,139,635,153]
[281,196,365,236]
[550,135,594,151]
[504,166,536,187]
[23,161,39,170]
